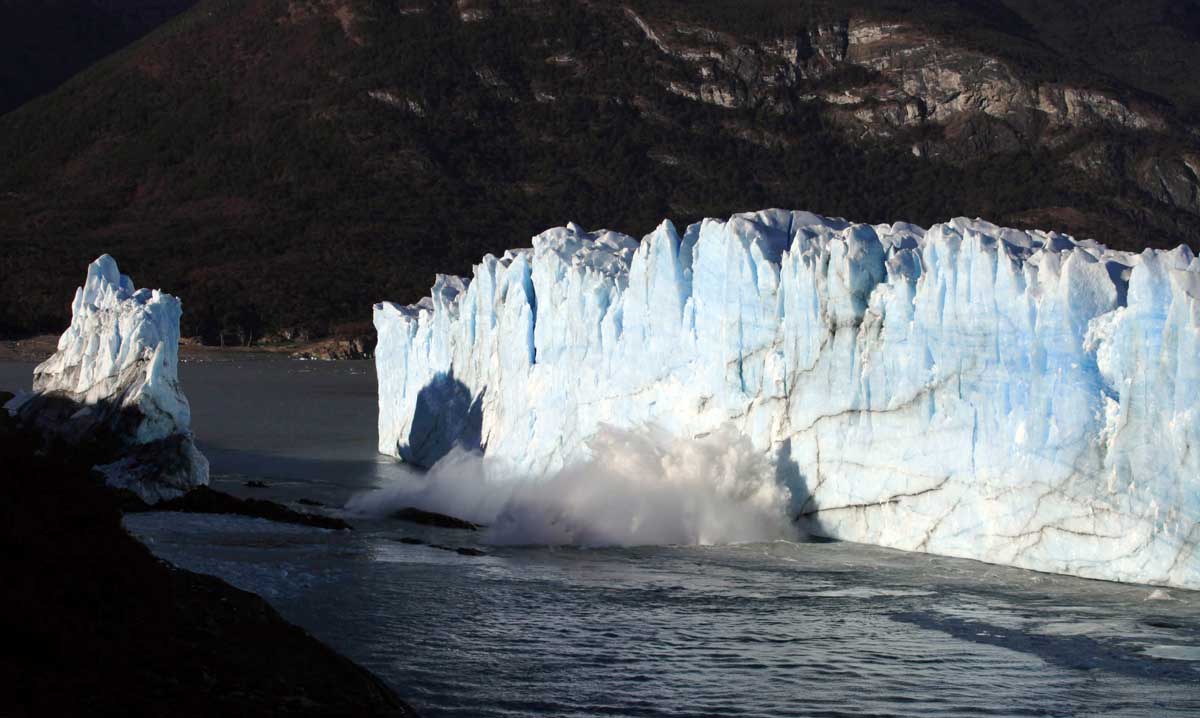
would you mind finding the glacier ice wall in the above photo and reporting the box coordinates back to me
[8,255,208,501]
[374,210,1200,588]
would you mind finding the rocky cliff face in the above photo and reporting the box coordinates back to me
[621,6,1195,217]
[1,0,1198,340]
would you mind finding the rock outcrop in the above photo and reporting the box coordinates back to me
[290,334,375,361]
[3,0,1200,342]
[0,420,414,718]
[626,10,1175,158]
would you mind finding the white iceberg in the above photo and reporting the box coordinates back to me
[374,210,1200,588]
[8,254,208,502]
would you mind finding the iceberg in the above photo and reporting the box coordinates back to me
[7,255,208,502]
[374,210,1200,588]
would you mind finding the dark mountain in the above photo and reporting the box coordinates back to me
[1,0,1198,343]
[0,0,199,115]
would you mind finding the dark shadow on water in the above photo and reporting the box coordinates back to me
[892,610,1200,682]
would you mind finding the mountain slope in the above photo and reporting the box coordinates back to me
[0,0,199,115]
[1,0,1198,341]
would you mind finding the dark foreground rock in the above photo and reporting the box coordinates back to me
[390,537,487,557]
[122,485,352,531]
[0,424,417,717]
[390,507,480,531]
[12,389,209,503]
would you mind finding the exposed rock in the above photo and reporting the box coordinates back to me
[640,13,1169,143]
[5,0,1200,345]
[456,0,491,23]
[369,89,428,116]
[1036,85,1167,133]
[1135,153,1200,214]
[291,334,375,361]
[428,543,487,557]
[390,507,480,531]
[281,0,363,46]
[0,392,13,433]
[133,487,352,530]
[391,536,486,556]
[621,8,1197,213]
[93,433,211,502]
[0,423,415,717]
[124,486,352,531]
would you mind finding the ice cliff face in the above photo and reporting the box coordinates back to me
[8,255,208,502]
[375,210,1200,588]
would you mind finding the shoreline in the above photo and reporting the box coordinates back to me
[0,417,417,717]
[0,334,373,363]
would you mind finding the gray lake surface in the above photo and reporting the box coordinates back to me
[5,360,1200,717]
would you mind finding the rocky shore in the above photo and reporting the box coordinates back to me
[0,333,375,363]
[0,415,417,717]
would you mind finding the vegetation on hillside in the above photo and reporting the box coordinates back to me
[0,0,1197,343]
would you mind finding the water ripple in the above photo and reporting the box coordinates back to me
[124,516,1200,718]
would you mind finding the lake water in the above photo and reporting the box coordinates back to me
[5,360,1200,717]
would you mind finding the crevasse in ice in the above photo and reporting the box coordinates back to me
[375,210,1200,588]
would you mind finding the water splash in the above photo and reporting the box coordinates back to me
[347,424,796,547]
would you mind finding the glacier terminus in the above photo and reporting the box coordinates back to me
[374,210,1200,589]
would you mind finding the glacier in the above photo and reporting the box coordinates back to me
[374,210,1200,589]
[7,255,208,502]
